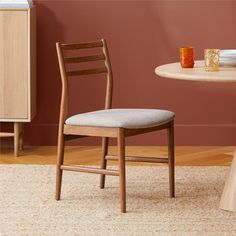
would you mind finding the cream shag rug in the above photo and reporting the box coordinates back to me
[0,165,236,236]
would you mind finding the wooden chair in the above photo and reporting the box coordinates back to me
[55,39,175,213]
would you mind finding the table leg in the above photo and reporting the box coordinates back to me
[219,150,236,211]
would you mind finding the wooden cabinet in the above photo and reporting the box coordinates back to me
[0,7,36,156]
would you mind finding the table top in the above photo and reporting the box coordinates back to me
[155,60,236,82]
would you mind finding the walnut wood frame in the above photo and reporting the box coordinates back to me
[55,39,175,213]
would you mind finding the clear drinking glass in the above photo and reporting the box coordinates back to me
[204,49,220,72]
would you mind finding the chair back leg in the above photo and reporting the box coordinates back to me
[118,128,126,213]
[100,137,109,188]
[168,121,175,197]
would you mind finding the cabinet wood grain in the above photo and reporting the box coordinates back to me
[0,8,36,122]
[0,7,36,156]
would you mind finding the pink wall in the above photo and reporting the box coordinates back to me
[3,0,236,146]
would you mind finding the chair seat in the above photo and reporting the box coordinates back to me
[65,109,175,129]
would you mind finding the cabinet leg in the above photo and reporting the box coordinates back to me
[19,123,24,151]
[14,122,20,157]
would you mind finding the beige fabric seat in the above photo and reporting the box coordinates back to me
[65,108,175,129]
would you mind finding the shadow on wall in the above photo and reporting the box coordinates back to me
[2,1,236,147]
[25,1,106,146]
[25,2,66,145]
[0,2,65,147]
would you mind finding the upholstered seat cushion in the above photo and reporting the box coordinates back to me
[65,109,174,129]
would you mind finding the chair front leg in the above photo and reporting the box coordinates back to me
[55,132,65,200]
[168,120,175,198]
[118,128,126,213]
[100,137,109,189]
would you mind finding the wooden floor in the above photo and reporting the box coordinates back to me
[0,146,234,166]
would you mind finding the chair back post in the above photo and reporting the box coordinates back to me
[102,39,113,109]
[56,42,68,135]
[56,39,114,129]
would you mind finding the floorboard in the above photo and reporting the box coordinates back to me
[0,146,234,166]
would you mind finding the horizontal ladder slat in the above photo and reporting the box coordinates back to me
[61,41,103,50]
[67,67,108,76]
[64,54,105,63]
[0,132,14,137]
[60,165,119,176]
[105,155,169,163]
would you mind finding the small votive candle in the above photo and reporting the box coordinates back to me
[204,49,220,72]
[180,47,194,68]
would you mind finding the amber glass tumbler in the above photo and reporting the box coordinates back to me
[180,47,194,68]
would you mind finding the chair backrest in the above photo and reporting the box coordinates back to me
[56,39,113,127]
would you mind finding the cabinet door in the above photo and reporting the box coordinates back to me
[0,10,28,119]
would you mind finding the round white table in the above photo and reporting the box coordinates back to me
[155,60,236,212]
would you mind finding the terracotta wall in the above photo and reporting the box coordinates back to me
[4,0,236,146]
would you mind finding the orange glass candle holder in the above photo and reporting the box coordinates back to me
[180,47,194,68]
